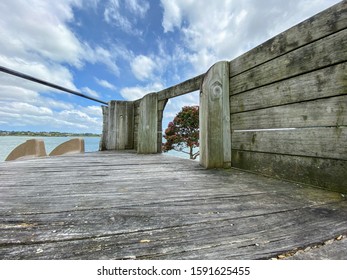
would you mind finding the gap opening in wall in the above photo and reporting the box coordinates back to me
[161,91,200,160]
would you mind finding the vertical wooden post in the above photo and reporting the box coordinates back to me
[100,100,134,150]
[157,99,168,153]
[99,105,109,151]
[200,61,231,168]
[137,93,158,153]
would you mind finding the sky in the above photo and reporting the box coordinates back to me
[0,0,342,134]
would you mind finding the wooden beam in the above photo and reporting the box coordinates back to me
[232,127,347,160]
[231,150,347,193]
[231,95,346,130]
[157,74,204,101]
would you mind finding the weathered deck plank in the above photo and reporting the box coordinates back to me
[0,151,346,259]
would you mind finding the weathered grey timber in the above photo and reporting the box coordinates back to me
[230,63,347,114]
[229,1,347,192]
[200,61,231,168]
[288,238,347,260]
[100,101,134,150]
[1,151,347,260]
[137,93,158,153]
[157,74,204,101]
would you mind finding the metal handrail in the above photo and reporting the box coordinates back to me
[0,65,108,105]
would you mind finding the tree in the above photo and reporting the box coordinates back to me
[162,105,199,159]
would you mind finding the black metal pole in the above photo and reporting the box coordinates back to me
[0,65,108,106]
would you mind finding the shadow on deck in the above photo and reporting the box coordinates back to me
[0,151,346,260]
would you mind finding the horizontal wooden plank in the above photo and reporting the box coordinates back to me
[157,74,203,101]
[232,127,347,160]
[231,150,347,193]
[231,95,347,130]
[1,203,346,260]
[229,1,347,77]
[230,62,347,113]
[230,28,347,95]
[1,191,332,245]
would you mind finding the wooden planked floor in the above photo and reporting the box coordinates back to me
[0,151,346,260]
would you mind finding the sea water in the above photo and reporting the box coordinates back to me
[0,136,197,161]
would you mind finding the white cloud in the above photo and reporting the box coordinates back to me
[126,0,150,17]
[160,0,342,74]
[131,55,156,81]
[83,45,120,76]
[95,78,116,90]
[81,87,100,98]
[0,85,39,102]
[161,0,182,33]
[82,105,103,116]
[0,0,84,67]
[0,0,113,133]
[0,99,102,133]
[104,0,149,35]
[0,0,120,89]
[104,0,133,33]
[37,97,74,111]
[120,82,164,101]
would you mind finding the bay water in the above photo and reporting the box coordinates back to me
[0,136,197,161]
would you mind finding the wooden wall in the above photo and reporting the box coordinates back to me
[229,1,347,193]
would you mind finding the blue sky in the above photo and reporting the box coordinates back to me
[0,0,341,133]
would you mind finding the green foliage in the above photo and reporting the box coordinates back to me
[163,106,199,159]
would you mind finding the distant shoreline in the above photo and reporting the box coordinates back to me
[0,131,101,137]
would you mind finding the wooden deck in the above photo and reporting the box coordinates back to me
[0,151,346,260]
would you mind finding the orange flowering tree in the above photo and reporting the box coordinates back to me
[162,106,199,159]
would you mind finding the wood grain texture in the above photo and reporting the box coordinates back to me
[231,95,346,130]
[230,62,347,114]
[229,1,347,77]
[200,61,231,168]
[157,74,203,101]
[230,28,347,95]
[288,238,347,260]
[232,127,347,160]
[231,150,347,194]
[137,93,158,153]
[1,151,346,259]
[227,2,347,194]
